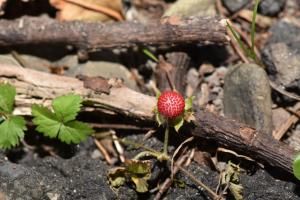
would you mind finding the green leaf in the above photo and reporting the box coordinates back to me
[293,153,300,180]
[126,160,151,177]
[0,84,16,114]
[184,96,195,111]
[131,177,149,193]
[52,94,82,122]
[31,104,61,138]
[0,116,26,149]
[58,121,93,144]
[126,159,151,193]
[31,95,93,144]
[107,167,126,188]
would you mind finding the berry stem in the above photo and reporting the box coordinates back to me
[163,122,169,155]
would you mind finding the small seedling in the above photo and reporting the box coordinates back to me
[31,94,94,144]
[0,83,27,149]
[108,159,152,193]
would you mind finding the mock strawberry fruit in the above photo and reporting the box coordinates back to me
[157,91,185,118]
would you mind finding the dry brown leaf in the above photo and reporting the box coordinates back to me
[0,0,7,15]
[50,0,123,22]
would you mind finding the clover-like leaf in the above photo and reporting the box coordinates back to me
[52,94,82,122]
[31,94,93,144]
[0,116,27,149]
[0,83,16,114]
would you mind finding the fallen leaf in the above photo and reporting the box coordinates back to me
[49,0,123,21]
[76,75,111,94]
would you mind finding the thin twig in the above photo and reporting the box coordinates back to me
[94,138,114,165]
[269,81,300,102]
[166,71,175,91]
[10,50,29,68]
[89,123,151,130]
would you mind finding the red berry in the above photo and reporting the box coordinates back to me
[157,91,185,118]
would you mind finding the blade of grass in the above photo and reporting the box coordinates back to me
[143,48,158,62]
[250,0,260,59]
[226,20,251,57]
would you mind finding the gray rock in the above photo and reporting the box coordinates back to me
[223,63,273,135]
[258,0,286,16]
[222,0,251,13]
[262,20,300,93]
[61,55,138,90]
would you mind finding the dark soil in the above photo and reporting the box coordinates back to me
[0,133,299,200]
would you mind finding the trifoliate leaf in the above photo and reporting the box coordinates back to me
[31,104,61,138]
[107,167,126,188]
[0,83,16,114]
[184,96,195,111]
[58,121,93,144]
[52,94,82,122]
[0,116,26,149]
[293,153,300,180]
[31,94,93,144]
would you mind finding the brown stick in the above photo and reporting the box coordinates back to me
[0,16,228,51]
[0,65,296,176]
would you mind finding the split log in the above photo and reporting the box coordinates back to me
[0,65,297,176]
[0,16,228,51]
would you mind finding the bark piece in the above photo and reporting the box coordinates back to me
[0,16,228,50]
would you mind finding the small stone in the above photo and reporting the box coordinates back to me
[164,0,216,17]
[224,63,273,135]
[258,0,286,16]
[222,0,251,13]
[47,192,60,200]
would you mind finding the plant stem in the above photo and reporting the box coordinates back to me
[163,123,169,155]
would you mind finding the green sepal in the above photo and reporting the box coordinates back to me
[169,115,184,132]
[293,153,300,180]
[184,96,195,111]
